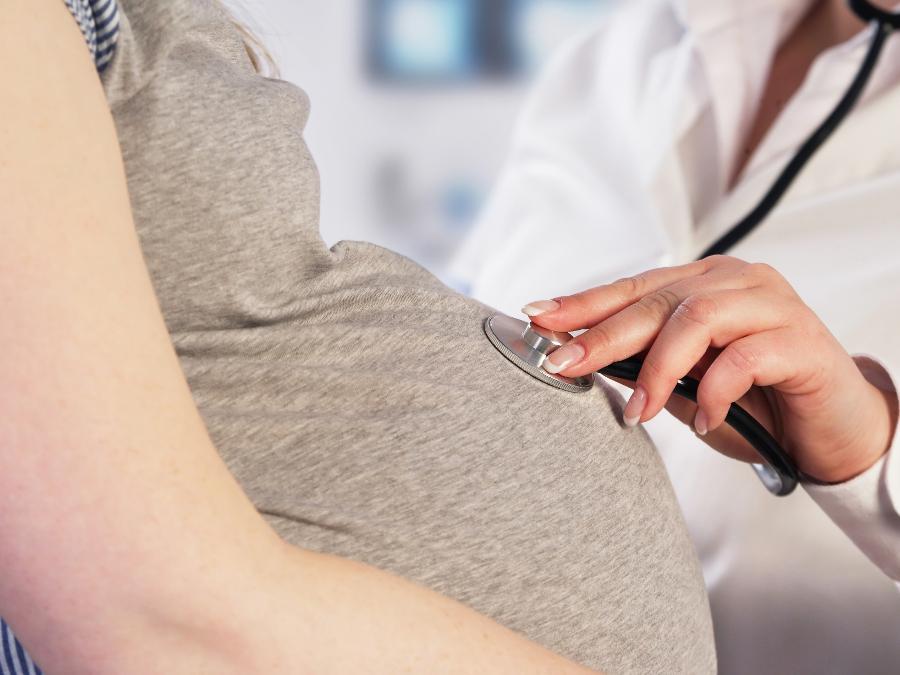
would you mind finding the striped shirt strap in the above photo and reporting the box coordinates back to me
[1,619,41,675]
[63,0,120,72]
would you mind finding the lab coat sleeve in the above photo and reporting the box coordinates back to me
[804,356,900,584]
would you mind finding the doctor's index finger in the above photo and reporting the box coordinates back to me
[524,259,714,332]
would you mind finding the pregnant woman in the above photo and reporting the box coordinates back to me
[0,1,715,673]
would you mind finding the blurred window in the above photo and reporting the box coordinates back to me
[379,0,476,78]
[367,0,609,82]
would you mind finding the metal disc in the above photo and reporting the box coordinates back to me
[483,314,594,394]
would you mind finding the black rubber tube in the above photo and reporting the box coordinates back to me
[599,358,801,495]
[698,20,893,259]
[850,0,900,28]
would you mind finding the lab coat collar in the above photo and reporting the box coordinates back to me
[741,19,900,182]
[636,0,819,263]
[671,0,818,189]
[644,0,900,262]
[671,0,817,38]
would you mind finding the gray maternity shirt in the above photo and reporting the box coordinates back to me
[70,1,717,671]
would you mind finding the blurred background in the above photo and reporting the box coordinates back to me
[223,0,620,287]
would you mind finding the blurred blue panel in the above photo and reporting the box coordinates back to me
[373,0,477,80]
[367,0,616,83]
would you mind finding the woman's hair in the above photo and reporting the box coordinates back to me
[219,1,279,77]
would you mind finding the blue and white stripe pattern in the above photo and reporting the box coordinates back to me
[1,620,41,675]
[63,0,120,72]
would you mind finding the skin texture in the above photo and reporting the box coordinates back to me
[0,0,601,672]
[528,257,898,484]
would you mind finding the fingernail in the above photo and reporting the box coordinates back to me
[623,387,648,427]
[694,409,709,436]
[543,342,586,374]
[522,300,561,317]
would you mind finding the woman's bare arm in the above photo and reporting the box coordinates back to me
[0,1,597,673]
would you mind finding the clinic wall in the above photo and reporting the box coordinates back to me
[223,1,617,283]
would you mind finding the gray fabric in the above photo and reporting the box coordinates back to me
[99,1,716,672]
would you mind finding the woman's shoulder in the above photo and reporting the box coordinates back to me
[62,0,120,72]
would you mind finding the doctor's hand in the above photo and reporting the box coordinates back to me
[523,256,899,484]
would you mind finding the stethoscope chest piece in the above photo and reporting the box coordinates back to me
[484,313,595,394]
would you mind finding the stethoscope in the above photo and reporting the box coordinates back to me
[484,0,900,497]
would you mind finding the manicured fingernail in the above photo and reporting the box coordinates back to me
[522,300,560,317]
[694,409,709,436]
[623,387,648,427]
[543,342,586,374]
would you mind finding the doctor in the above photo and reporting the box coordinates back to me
[453,0,900,672]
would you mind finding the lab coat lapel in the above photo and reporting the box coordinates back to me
[672,0,815,187]
[636,34,707,266]
[639,0,816,264]
[694,18,900,258]
[694,78,900,258]
[743,26,900,186]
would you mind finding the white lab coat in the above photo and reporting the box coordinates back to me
[452,0,900,672]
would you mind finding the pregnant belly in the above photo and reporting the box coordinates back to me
[173,242,715,674]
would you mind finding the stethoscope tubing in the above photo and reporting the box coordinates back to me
[600,359,808,496]
[700,17,894,259]
[850,0,900,28]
